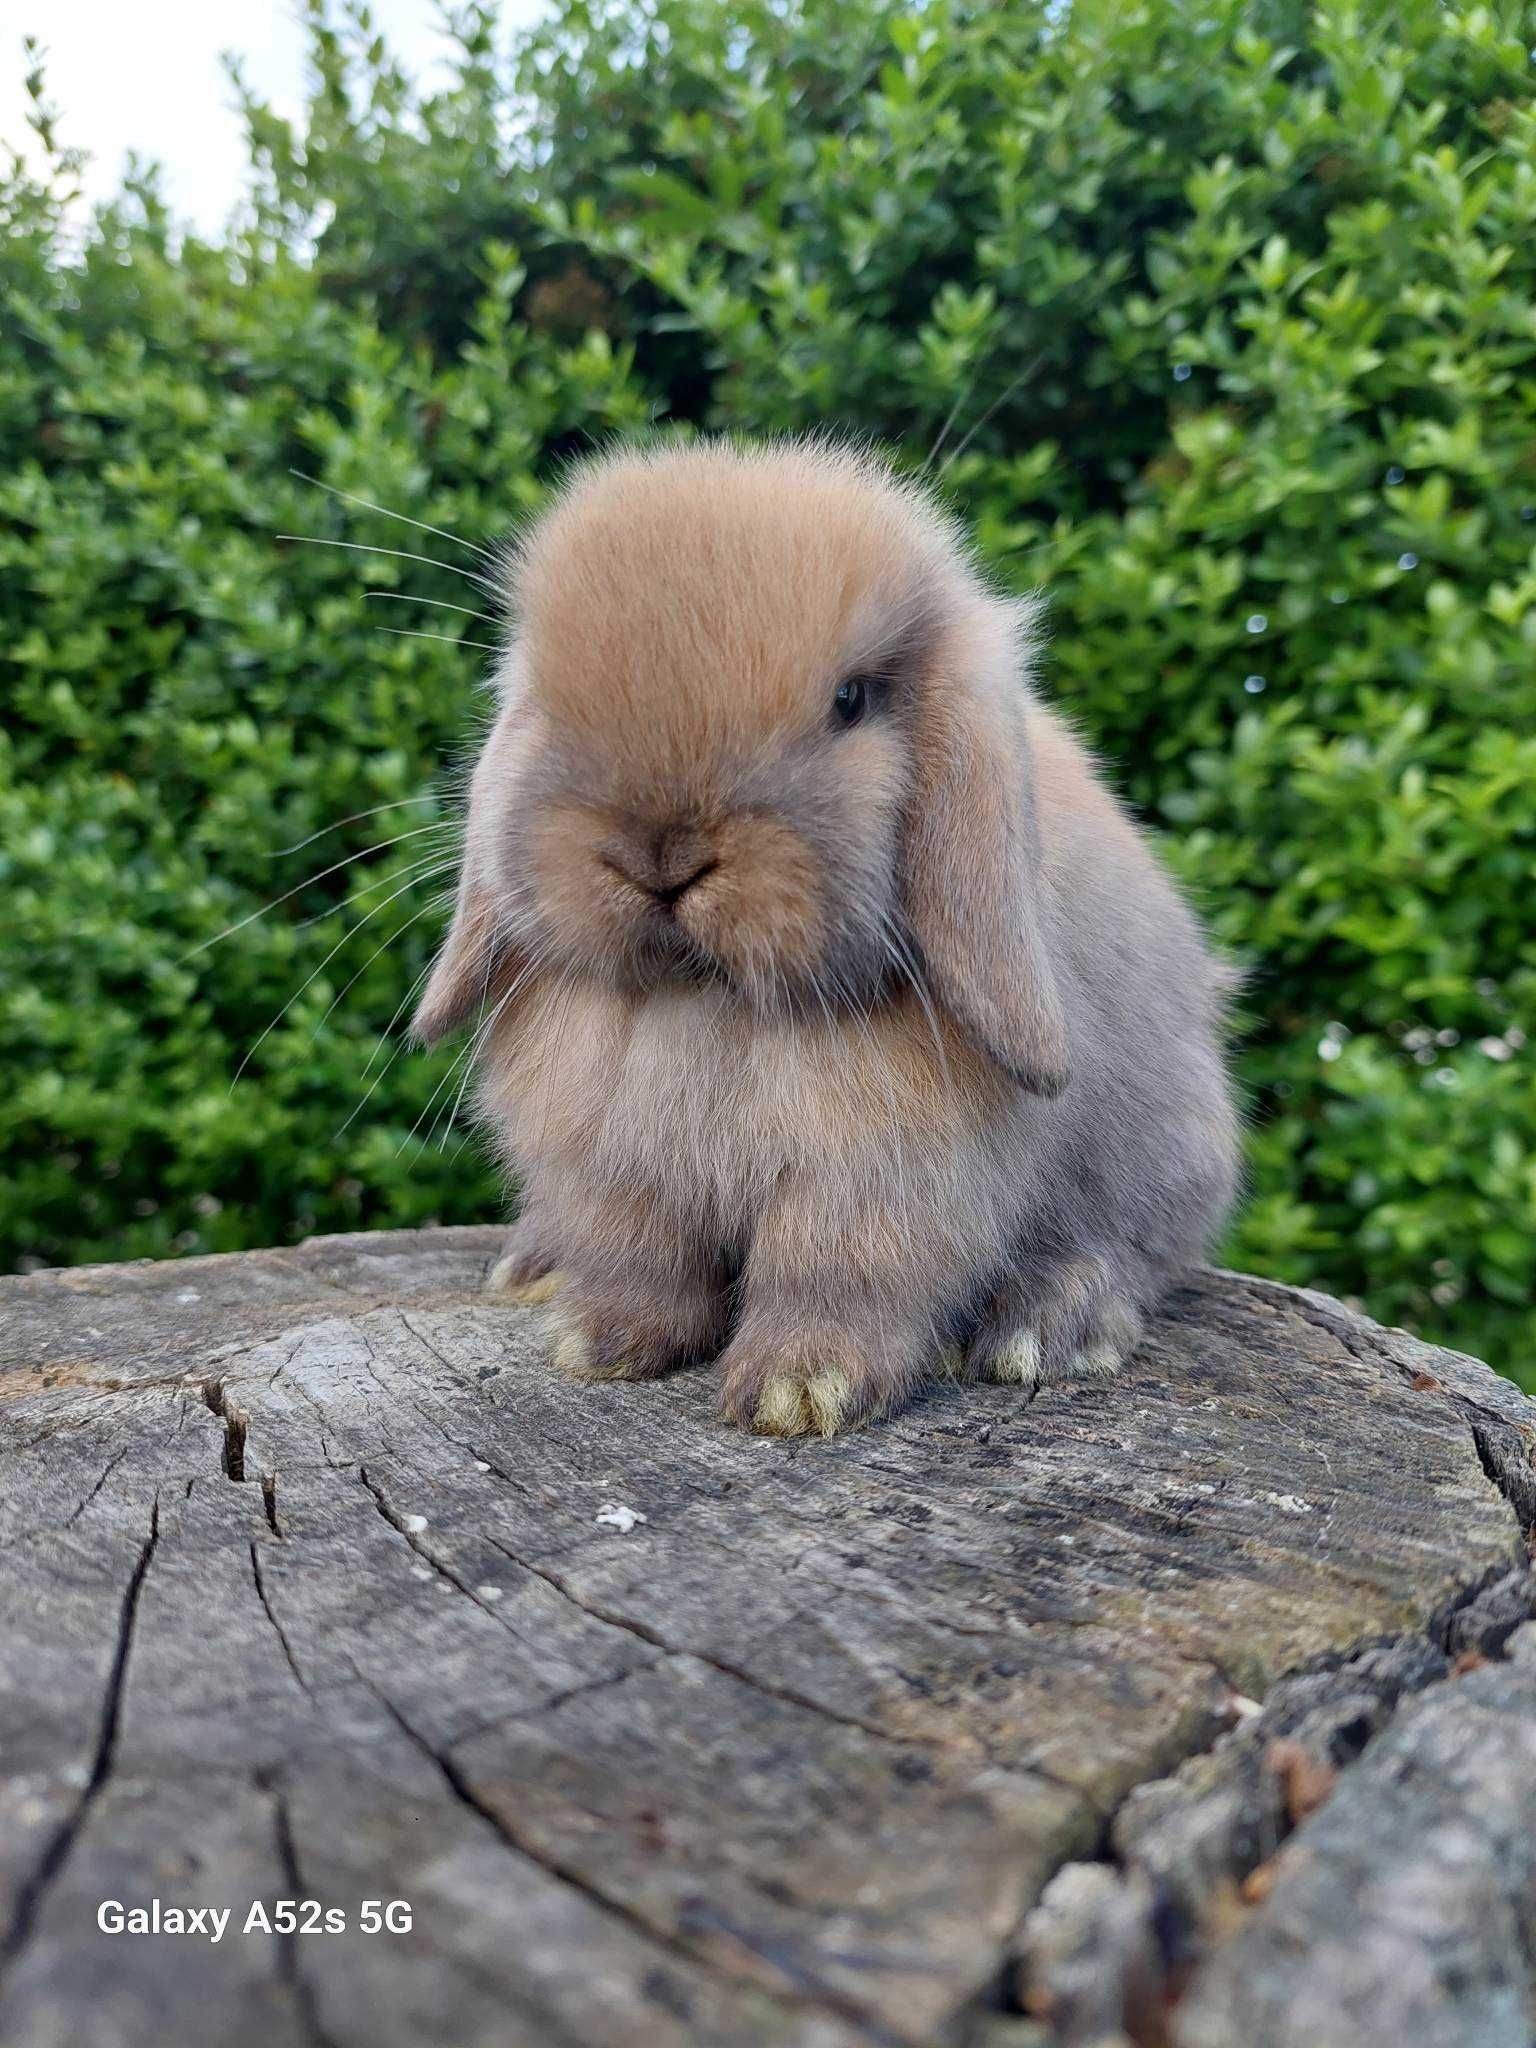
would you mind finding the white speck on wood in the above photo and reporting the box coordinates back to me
[596,1502,647,1533]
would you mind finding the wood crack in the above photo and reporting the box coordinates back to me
[203,1376,250,1482]
[60,1447,129,1530]
[445,1659,667,1749]
[481,1525,984,1757]
[266,1781,343,2048]
[0,1495,160,1979]
[249,1542,311,1698]
[368,1687,908,2046]
[357,1467,542,1653]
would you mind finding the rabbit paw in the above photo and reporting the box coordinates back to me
[494,1266,568,1307]
[967,1255,1145,1393]
[717,1328,906,1437]
[485,1217,566,1304]
[548,1284,724,1385]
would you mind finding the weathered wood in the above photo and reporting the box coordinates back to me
[1,1230,1532,2048]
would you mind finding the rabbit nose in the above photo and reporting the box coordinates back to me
[650,865,713,907]
[603,824,716,908]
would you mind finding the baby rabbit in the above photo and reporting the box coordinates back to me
[415,439,1238,1436]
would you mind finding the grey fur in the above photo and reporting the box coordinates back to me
[414,439,1239,1435]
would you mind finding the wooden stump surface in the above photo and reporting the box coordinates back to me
[2,1228,1533,2048]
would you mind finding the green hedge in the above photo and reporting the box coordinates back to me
[3,0,1533,1384]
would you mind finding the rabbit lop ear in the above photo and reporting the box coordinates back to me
[901,602,1070,1096]
[411,667,528,1046]
[411,870,512,1045]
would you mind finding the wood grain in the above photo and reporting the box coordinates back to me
[1,1230,1532,2047]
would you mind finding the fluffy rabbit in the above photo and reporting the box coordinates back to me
[415,439,1238,1436]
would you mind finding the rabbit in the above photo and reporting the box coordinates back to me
[413,437,1239,1436]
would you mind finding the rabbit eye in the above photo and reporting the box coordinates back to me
[832,675,869,728]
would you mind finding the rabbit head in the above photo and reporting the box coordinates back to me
[415,439,1067,1095]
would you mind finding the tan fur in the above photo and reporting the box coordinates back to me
[481,982,1002,1231]
[416,439,1239,1435]
[492,1268,566,1307]
[516,445,952,761]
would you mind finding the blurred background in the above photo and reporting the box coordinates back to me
[2,0,1532,1386]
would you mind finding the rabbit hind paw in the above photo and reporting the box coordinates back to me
[967,1256,1145,1393]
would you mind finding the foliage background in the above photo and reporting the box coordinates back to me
[3,0,1533,1385]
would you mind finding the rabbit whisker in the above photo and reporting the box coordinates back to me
[231,860,458,1088]
[305,889,459,1051]
[332,942,450,1141]
[402,996,498,1158]
[274,533,500,596]
[925,372,982,473]
[270,797,438,858]
[400,921,547,1157]
[185,823,452,958]
[359,949,444,1081]
[429,909,529,1150]
[376,626,504,653]
[434,1038,486,1152]
[289,470,498,565]
[291,845,458,932]
[941,351,1045,473]
[365,592,503,628]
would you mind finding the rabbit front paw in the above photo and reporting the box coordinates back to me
[716,1324,911,1438]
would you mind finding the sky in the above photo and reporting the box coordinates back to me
[3,0,546,234]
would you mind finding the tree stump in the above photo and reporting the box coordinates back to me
[2,1228,1533,2048]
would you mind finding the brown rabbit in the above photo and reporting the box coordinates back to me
[414,439,1238,1435]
